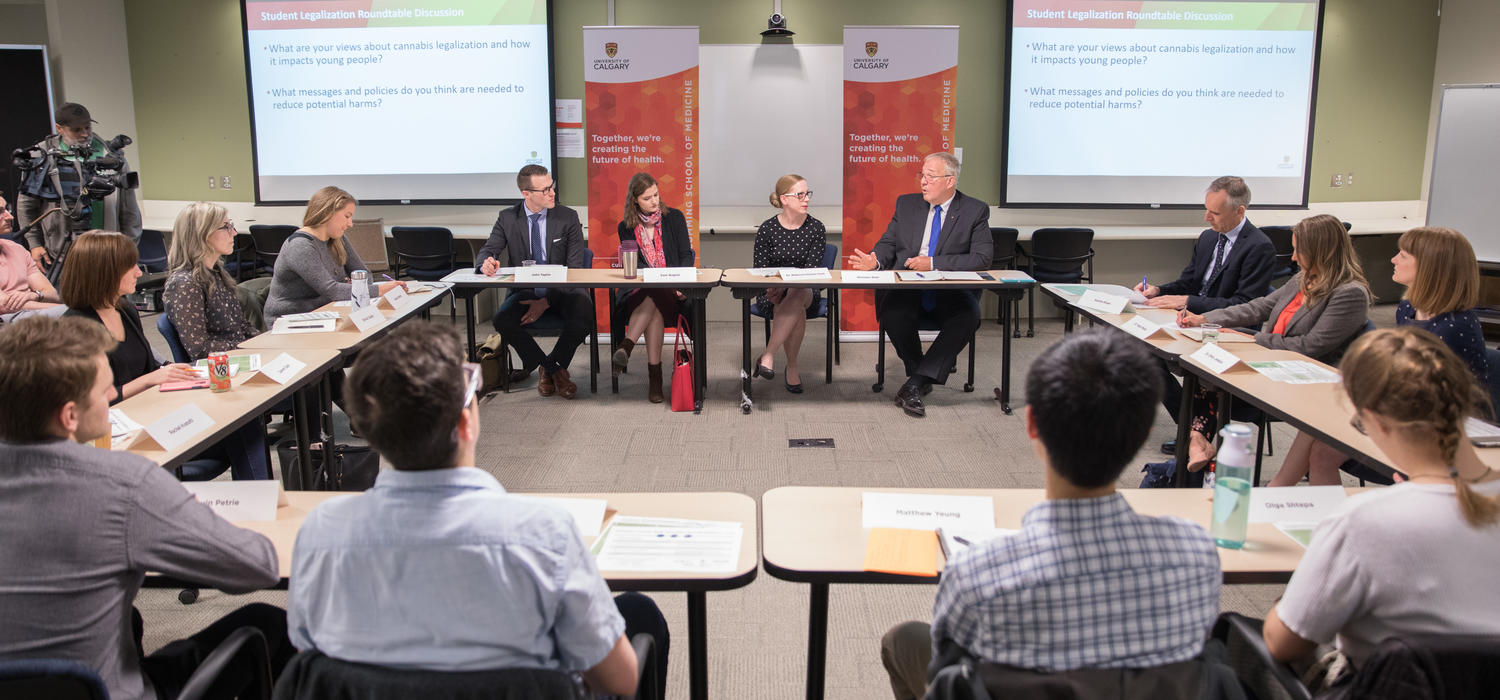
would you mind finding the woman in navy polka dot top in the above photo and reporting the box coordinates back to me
[752,174,827,393]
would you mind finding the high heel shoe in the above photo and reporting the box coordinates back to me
[1187,431,1217,472]
[785,381,803,394]
[753,361,775,380]
[612,339,635,377]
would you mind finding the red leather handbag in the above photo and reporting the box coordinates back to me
[670,314,695,412]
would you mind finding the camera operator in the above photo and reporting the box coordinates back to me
[15,102,142,280]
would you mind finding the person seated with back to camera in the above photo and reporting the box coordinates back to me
[288,321,670,699]
[880,328,1222,700]
[1262,326,1500,691]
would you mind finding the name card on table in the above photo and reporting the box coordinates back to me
[862,492,996,531]
[780,267,832,281]
[643,267,697,283]
[133,404,216,452]
[380,286,410,309]
[514,264,568,283]
[1119,316,1174,340]
[255,353,307,385]
[1189,342,1243,374]
[1076,289,1132,315]
[181,481,279,522]
[843,270,895,284]
[349,304,386,332]
[1249,486,1347,523]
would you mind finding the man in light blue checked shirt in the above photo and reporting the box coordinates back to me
[880,329,1222,699]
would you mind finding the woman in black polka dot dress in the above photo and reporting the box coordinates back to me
[752,174,827,393]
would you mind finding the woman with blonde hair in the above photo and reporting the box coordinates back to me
[750,174,827,393]
[263,186,403,326]
[1177,214,1372,471]
[164,202,259,360]
[1270,225,1487,486]
[1263,327,1500,682]
[62,231,270,479]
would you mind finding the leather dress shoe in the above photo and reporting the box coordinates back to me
[895,383,926,417]
[537,369,556,397]
[552,368,578,400]
[508,368,532,386]
[1160,439,1176,455]
[922,383,933,396]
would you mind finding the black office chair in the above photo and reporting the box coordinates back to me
[927,642,1245,699]
[1014,227,1095,337]
[391,226,460,317]
[272,633,657,700]
[224,232,263,281]
[0,627,272,700]
[138,228,169,272]
[497,249,599,394]
[750,243,841,383]
[248,225,296,270]
[1261,225,1297,287]
[989,227,1019,326]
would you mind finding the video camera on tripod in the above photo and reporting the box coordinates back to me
[12,133,140,224]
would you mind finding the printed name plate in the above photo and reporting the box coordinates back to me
[780,267,833,281]
[349,304,386,332]
[643,267,697,283]
[381,286,410,308]
[181,481,279,522]
[1190,342,1243,374]
[514,265,568,283]
[843,270,895,283]
[861,492,995,531]
[258,353,307,385]
[1120,316,1171,340]
[141,404,216,452]
[1076,289,1130,314]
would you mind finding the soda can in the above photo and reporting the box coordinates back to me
[208,353,232,392]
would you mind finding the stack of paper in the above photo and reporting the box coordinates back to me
[592,516,742,573]
[895,270,941,282]
[1245,360,1341,384]
[937,526,1019,560]
[193,354,261,378]
[864,528,940,576]
[109,408,142,440]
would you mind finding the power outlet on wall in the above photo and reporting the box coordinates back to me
[221,176,232,190]
[1330,173,1343,188]
[208,176,216,189]
[1344,172,1353,187]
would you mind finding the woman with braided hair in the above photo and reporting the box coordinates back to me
[1261,326,1500,683]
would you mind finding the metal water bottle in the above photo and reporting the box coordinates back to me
[350,269,370,308]
[1211,422,1257,549]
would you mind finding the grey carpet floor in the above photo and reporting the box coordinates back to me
[137,304,1393,699]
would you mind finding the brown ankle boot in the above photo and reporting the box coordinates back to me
[647,362,665,403]
[612,338,635,376]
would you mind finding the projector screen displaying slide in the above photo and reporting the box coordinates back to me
[241,1,553,204]
[1004,0,1324,207]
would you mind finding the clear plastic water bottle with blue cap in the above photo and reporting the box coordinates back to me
[1211,422,1257,549]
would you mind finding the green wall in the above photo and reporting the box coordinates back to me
[124,0,1437,206]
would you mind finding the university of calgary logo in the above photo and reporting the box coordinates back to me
[866,41,878,57]
[605,42,618,58]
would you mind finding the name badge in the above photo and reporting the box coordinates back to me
[1076,289,1131,314]
[861,492,996,531]
[139,403,216,452]
[1120,316,1171,340]
[181,481,279,522]
[1190,342,1243,374]
[842,270,895,284]
[381,286,410,309]
[258,353,307,385]
[643,267,696,283]
[515,265,568,282]
[780,267,833,281]
[349,304,386,332]
[1249,486,1347,523]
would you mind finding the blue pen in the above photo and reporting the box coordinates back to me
[1140,274,1149,290]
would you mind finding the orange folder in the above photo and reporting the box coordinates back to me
[863,528,940,577]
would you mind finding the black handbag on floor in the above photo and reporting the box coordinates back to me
[276,438,381,491]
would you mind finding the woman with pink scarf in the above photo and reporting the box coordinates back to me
[611,172,696,403]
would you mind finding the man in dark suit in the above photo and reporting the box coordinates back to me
[848,152,993,417]
[475,164,590,399]
[1136,175,1276,429]
[1135,176,1275,312]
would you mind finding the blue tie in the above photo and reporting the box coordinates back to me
[530,213,547,296]
[922,205,942,311]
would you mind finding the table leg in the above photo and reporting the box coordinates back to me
[1174,370,1197,487]
[999,291,1014,414]
[741,297,753,414]
[464,292,478,361]
[288,386,312,491]
[805,582,829,700]
[688,591,708,700]
[694,297,707,414]
[589,289,599,394]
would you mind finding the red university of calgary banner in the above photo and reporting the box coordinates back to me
[583,26,699,329]
[842,26,959,332]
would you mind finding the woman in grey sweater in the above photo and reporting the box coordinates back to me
[263,186,402,326]
[1176,214,1373,471]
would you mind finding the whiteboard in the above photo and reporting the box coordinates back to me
[1427,84,1500,263]
[699,44,844,208]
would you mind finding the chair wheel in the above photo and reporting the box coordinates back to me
[964,383,974,393]
[1025,331,1035,338]
[872,382,884,393]
[178,588,199,605]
